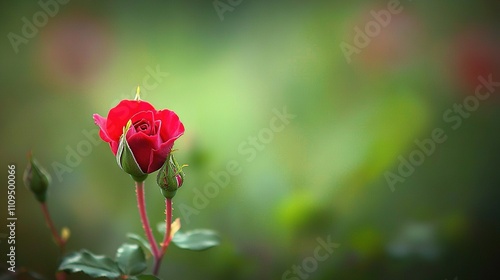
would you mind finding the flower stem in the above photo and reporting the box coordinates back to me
[135,181,160,273]
[40,202,65,253]
[40,203,67,280]
[153,198,173,275]
[162,198,173,254]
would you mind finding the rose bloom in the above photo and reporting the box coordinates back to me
[93,99,184,173]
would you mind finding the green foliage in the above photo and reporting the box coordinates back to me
[59,244,148,278]
[171,229,221,251]
[157,223,220,251]
[116,243,147,276]
[58,250,121,278]
[127,233,153,257]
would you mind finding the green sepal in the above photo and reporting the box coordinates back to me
[159,187,177,199]
[156,154,185,199]
[116,121,148,182]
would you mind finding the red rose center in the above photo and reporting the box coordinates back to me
[134,119,154,135]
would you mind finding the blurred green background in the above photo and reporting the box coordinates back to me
[1,0,499,279]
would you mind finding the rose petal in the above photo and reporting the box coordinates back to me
[131,110,155,123]
[130,111,155,135]
[110,141,119,155]
[147,141,175,173]
[153,120,161,135]
[93,114,112,142]
[106,100,156,141]
[94,114,121,155]
[156,109,185,142]
[127,131,162,173]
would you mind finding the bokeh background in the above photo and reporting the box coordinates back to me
[1,0,499,279]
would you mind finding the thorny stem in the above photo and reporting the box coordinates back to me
[153,198,173,275]
[135,181,161,274]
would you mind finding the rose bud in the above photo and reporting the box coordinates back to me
[156,154,186,199]
[93,94,184,180]
[23,153,51,203]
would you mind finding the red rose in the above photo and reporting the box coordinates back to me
[93,99,184,174]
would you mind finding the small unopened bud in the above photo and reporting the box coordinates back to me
[23,152,51,203]
[156,154,186,199]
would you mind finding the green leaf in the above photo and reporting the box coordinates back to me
[127,233,153,256]
[171,229,220,251]
[131,275,162,280]
[116,243,147,276]
[58,250,121,278]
